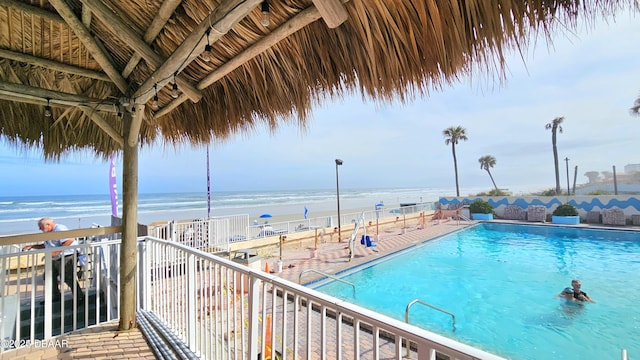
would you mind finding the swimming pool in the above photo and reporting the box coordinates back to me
[314,223,640,360]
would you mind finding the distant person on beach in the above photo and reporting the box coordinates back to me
[555,279,595,303]
[22,217,84,304]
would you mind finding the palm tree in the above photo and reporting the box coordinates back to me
[479,155,498,191]
[443,126,468,197]
[545,117,564,195]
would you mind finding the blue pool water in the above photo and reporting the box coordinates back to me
[315,223,640,360]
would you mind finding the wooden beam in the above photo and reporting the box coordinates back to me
[152,92,188,119]
[81,3,92,28]
[127,104,144,147]
[134,0,262,103]
[79,0,202,103]
[0,80,118,113]
[48,0,129,94]
[0,0,65,24]
[0,92,123,146]
[0,48,111,81]
[79,106,124,147]
[200,6,321,89]
[155,5,323,118]
[122,0,182,78]
[311,0,348,28]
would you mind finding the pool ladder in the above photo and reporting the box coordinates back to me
[405,299,456,332]
[298,269,356,298]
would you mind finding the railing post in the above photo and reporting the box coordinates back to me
[170,221,176,242]
[207,219,213,249]
[138,240,148,310]
[187,252,197,351]
[0,255,7,343]
[248,274,261,360]
[43,252,52,339]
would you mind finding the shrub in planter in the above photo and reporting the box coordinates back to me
[469,200,493,214]
[469,200,494,220]
[553,204,579,216]
[552,203,579,224]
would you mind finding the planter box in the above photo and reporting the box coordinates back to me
[471,213,493,220]
[552,215,580,225]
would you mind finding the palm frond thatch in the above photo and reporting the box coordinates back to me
[0,0,636,159]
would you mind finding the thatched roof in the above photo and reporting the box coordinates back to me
[0,0,636,159]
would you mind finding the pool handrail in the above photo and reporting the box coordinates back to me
[348,212,366,260]
[298,269,356,298]
[405,298,457,332]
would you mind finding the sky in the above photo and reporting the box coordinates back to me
[1,12,639,197]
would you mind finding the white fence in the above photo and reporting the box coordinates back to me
[0,238,120,348]
[2,225,506,359]
[150,203,437,246]
[139,236,505,360]
[151,215,250,252]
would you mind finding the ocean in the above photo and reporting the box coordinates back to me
[0,187,476,235]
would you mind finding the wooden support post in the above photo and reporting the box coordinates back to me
[119,110,139,330]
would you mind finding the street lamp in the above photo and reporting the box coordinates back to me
[335,159,343,242]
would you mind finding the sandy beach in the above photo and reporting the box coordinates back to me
[1,188,437,236]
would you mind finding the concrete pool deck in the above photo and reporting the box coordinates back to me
[271,218,473,284]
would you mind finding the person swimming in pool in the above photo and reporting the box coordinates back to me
[555,279,595,303]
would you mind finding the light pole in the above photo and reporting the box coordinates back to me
[564,157,570,195]
[335,159,343,242]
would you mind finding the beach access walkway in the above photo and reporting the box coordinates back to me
[7,219,472,360]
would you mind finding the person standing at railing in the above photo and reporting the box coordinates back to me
[22,217,85,305]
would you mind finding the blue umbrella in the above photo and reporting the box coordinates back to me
[260,213,273,218]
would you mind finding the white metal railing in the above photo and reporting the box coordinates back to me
[0,237,121,352]
[148,203,438,245]
[1,217,628,359]
[140,236,506,360]
[152,215,249,250]
[266,203,437,240]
